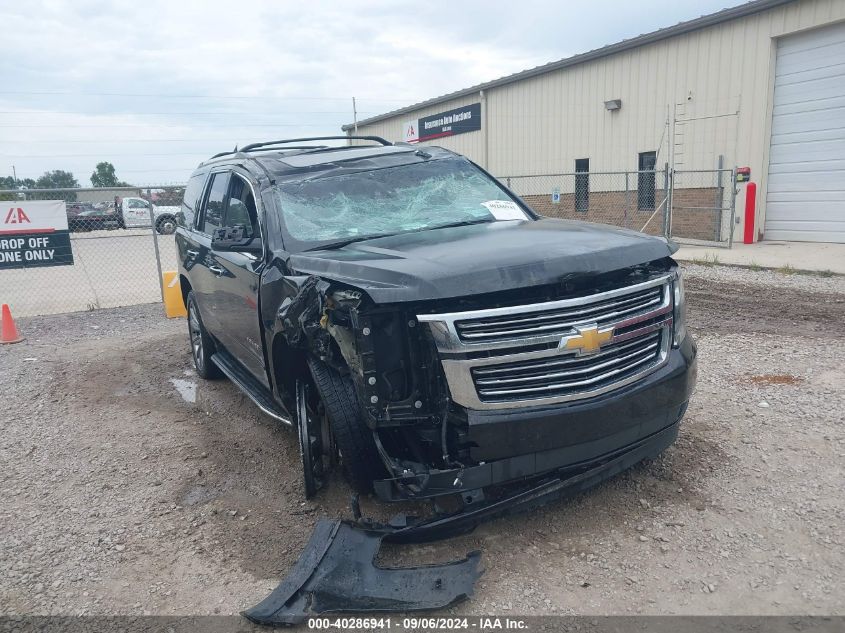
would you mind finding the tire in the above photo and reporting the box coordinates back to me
[156,215,177,235]
[186,291,221,379]
[308,359,385,494]
[296,379,324,499]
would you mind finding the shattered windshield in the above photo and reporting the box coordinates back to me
[272,157,529,249]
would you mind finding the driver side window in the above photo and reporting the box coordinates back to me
[223,175,258,239]
[202,172,229,235]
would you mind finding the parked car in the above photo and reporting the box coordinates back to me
[65,202,96,218]
[175,136,696,504]
[68,207,124,232]
[120,196,180,234]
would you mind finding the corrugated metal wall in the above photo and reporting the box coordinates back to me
[353,0,845,240]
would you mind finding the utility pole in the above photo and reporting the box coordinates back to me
[352,97,358,133]
[12,165,17,187]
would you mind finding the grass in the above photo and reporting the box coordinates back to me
[685,256,840,278]
[691,253,721,267]
[778,263,796,275]
[775,264,838,278]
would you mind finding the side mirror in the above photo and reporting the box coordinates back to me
[212,225,263,254]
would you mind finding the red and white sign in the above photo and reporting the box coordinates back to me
[402,120,419,144]
[1,200,68,235]
[0,200,73,269]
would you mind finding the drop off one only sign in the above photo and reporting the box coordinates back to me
[0,201,74,269]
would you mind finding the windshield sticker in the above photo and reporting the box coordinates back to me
[481,200,527,221]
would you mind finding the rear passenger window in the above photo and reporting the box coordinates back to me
[180,173,206,228]
[224,175,258,239]
[203,173,229,234]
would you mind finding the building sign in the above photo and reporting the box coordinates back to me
[403,120,419,143]
[416,103,481,142]
[0,201,74,269]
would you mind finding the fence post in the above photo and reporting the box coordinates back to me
[663,164,671,238]
[624,172,630,229]
[728,168,738,249]
[148,204,165,302]
[715,155,725,242]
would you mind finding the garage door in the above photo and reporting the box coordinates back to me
[766,21,845,243]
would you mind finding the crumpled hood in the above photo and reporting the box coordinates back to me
[287,218,677,303]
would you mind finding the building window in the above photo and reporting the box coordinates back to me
[575,158,589,212]
[638,151,657,210]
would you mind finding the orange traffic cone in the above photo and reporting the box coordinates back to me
[1,304,23,344]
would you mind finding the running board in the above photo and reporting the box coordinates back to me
[211,351,293,426]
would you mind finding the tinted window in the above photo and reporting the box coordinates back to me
[224,175,257,239]
[127,198,148,209]
[638,151,657,210]
[202,173,229,234]
[179,173,206,228]
[574,158,589,212]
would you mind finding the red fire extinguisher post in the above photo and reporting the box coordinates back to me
[743,181,757,244]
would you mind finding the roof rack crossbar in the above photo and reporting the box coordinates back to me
[239,135,391,152]
[208,145,335,160]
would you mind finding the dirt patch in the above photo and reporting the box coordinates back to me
[1,272,844,617]
[744,374,805,386]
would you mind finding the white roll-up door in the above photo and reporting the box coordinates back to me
[766,21,845,243]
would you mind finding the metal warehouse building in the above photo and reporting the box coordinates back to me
[344,0,845,244]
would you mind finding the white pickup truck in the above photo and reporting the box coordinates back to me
[120,196,180,234]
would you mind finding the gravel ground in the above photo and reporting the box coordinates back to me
[1,263,843,617]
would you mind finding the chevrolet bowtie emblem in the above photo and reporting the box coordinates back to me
[560,324,614,355]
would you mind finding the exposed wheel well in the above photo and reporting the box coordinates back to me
[179,275,191,310]
[271,333,310,409]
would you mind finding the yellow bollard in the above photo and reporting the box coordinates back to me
[162,271,188,318]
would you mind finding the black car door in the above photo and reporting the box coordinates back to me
[210,172,269,386]
[188,171,229,335]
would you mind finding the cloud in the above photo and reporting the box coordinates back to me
[0,0,733,184]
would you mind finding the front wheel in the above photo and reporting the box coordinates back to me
[186,291,221,379]
[307,359,386,494]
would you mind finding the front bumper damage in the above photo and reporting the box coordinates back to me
[243,421,678,625]
[243,520,482,626]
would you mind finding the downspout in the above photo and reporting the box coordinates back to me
[480,89,489,170]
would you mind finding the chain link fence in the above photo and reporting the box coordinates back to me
[0,185,183,317]
[503,167,737,247]
[667,168,737,247]
[504,169,671,237]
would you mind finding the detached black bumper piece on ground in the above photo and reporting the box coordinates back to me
[242,520,482,626]
[243,420,677,626]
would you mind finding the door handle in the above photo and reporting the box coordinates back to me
[208,265,224,275]
[186,249,199,257]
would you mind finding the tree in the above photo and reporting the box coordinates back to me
[1,175,38,200]
[34,170,79,201]
[91,161,129,187]
[36,170,79,189]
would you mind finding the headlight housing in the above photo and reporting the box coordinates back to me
[672,268,686,347]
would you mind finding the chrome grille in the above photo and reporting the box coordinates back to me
[417,274,674,410]
[455,284,662,343]
[472,331,662,403]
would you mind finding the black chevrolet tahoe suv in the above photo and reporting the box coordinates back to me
[175,136,696,504]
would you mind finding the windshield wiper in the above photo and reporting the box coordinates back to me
[306,233,401,251]
[305,219,492,252]
[433,218,492,230]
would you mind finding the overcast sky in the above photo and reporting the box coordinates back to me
[1,0,736,185]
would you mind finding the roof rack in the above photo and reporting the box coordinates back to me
[240,135,391,152]
[205,136,391,162]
